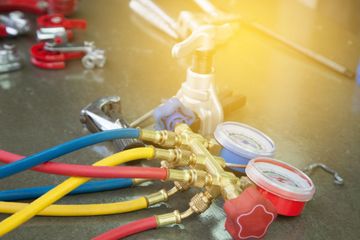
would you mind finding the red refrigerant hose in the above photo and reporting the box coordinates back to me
[0,150,167,180]
[92,216,158,240]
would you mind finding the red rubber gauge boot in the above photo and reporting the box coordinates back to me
[224,186,277,239]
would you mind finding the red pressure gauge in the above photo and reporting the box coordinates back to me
[246,157,315,216]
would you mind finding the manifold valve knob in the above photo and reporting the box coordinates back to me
[224,186,277,240]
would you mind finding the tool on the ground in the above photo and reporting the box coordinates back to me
[194,0,354,78]
[80,96,144,151]
[30,41,106,69]
[0,44,22,73]
[303,163,344,185]
[36,13,86,41]
[0,11,30,37]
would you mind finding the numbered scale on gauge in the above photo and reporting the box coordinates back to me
[245,157,315,216]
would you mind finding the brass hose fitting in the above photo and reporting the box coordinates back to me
[166,186,179,197]
[173,181,191,192]
[156,210,182,227]
[167,180,191,197]
[172,123,244,200]
[140,129,181,148]
[156,208,195,227]
[167,169,212,188]
[145,189,168,206]
[155,191,213,227]
[180,208,194,219]
[154,147,226,169]
[154,148,196,167]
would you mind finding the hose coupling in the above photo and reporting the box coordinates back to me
[145,189,168,206]
[140,129,181,148]
[156,210,182,227]
[167,169,212,188]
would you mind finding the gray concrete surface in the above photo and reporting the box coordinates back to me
[0,0,359,239]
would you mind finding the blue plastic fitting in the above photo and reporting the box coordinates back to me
[153,98,196,131]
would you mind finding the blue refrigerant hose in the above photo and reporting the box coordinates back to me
[0,129,140,179]
[0,179,133,201]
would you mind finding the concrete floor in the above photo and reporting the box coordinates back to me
[0,0,359,239]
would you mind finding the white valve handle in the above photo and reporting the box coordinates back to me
[172,24,234,58]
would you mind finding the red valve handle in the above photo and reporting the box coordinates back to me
[47,0,78,16]
[0,0,78,15]
[0,0,47,14]
[30,42,84,61]
[37,14,86,29]
[30,42,84,69]
[31,56,65,69]
[224,186,277,240]
[0,24,8,37]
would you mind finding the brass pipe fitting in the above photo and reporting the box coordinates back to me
[174,181,191,191]
[167,169,212,188]
[174,124,211,148]
[180,208,194,219]
[156,208,195,227]
[154,147,225,169]
[173,123,243,200]
[156,210,182,227]
[154,148,196,167]
[145,189,168,206]
[166,186,179,197]
[140,129,181,148]
[167,169,194,183]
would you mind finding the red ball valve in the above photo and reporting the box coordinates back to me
[0,0,47,15]
[37,14,86,30]
[224,186,277,239]
[0,0,78,16]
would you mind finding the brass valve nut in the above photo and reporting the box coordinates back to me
[189,192,213,213]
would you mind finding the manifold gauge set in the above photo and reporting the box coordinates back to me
[0,0,342,240]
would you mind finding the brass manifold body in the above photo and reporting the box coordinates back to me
[138,123,253,226]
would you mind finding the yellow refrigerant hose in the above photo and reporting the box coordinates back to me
[0,197,148,216]
[0,147,155,237]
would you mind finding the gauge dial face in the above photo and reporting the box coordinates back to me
[219,123,275,155]
[256,162,311,190]
[246,158,315,202]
